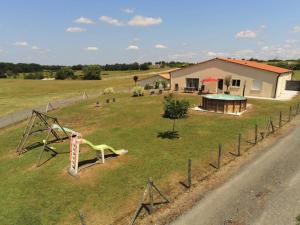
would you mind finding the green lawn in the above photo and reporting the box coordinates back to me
[0,91,299,225]
[0,69,163,117]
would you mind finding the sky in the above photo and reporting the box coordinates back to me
[1,0,300,65]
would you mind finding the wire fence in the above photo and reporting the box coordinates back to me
[124,101,300,225]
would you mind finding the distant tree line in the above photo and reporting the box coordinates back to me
[155,61,193,68]
[0,60,194,79]
[248,58,300,70]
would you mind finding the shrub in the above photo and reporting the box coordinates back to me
[224,75,232,92]
[132,86,144,97]
[144,84,153,90]
[155,80,168,90]
[24,72,44,80]
[55,67,75,80]
[83,65,101,80]
[103,87,114,95]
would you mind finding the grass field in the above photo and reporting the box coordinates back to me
[0,69,164,117]
[0,89,299,225]
[293,70,300,80]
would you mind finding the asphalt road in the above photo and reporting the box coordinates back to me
[170,119,300,225]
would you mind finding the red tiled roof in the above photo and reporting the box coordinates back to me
[217,57,291,74]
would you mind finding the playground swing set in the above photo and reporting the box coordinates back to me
[16,110,128,176]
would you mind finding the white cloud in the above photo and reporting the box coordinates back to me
[232,49,255,57]
[155,44,167,49]
[169,52,198,61]
[286,39,298,44]
[99,16,124,26]
[123,8,134,14]
[259,44,300,59]
[65,27,86,32]
[31,46,40,50]
[84,47,99,51]
[126,45,139,50]
[260,25,267,29]
[292,26,300,33]
[14,41,29,47]
[236,30,257,38]
[205,51,226,57]
[74,17,95,24]
[128,15,162,26]
[133,37,140,42]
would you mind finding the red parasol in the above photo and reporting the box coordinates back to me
[202,77,218,83]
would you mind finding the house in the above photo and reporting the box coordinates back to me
[170,57,293,99]
[137,68,180,89]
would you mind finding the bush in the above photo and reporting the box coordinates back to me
[103,87,114,95]
[24,72,44,80]
[83,65,101,80]
[132,86,144,97]
[55,67,75,80]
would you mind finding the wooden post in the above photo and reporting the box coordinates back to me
[270,117,275,133]
[79,211,87,225]
[217,144,222,169]
[148,178,154,214]
[254,124,258,144]
[237,133,241,156]
[187,159,192,188]
[279,111,282,128]
[288,106,292,122]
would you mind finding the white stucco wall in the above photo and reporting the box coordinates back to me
[170,58,292,98]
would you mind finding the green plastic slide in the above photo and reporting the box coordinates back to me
[81,139,128,155]
[52,124,76,134]
[52,124,128,155]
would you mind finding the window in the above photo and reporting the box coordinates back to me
[252,80,262,91]
[232,79,241,87]
[186,78,199,89]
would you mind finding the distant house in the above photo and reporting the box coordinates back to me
[170,57,293,99]
[137,68,180,89]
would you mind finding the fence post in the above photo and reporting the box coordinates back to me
[279,111,282,128]
[148,178,154,214]
[254,124,258,144]
[237,133,241,156]
[79,211,87,225]
[187,159,192,188]
[217,144,222,169]
[289,106,292,122]
[297,103,300,115]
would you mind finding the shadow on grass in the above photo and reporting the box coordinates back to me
[157,131,179,139]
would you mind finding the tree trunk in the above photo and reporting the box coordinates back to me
[172,119,176,132]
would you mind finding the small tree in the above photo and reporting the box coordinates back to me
[55,67,75,80]
[224,75,232,93]
[83,65,101,80]
[163,94,190,133]
[133,75,138,86]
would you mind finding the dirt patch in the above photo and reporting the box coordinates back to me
[58,154,133,186]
